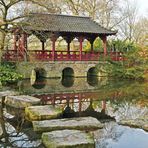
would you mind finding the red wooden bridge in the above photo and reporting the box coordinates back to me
[2,13,124,62]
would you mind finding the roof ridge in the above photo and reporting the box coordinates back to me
[30,13,90,18]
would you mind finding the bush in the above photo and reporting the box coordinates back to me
[0,63,23,85]
[103,40,147,80]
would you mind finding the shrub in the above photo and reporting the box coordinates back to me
[0,63,23,85]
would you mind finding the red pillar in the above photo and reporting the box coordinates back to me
[67,42,70,54]
[41,41,45,51]
[101,35,107,56]
[50,35,57,61]
[13,34,17,51]
[78,37,84,61]
[22,34,25,49]
[25,33,28,50]
[91,42,94,52]
[79,93,82,112]
[21,33,28,51]
[21,33,27,61]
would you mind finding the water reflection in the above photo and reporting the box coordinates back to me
[0,77,148,147]
[87,76,98,87]
[0,105,42,147]
[31,77,47,89]
[61,76,74,87]
[95,122,148,148]
[62,99,115,121]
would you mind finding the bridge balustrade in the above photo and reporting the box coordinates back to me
[2,50,123,62]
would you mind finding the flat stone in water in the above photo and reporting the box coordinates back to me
[42,129,95,148]
[5,95,41,109]
[0,90,19,97]
[118,118,148,132]
[33,116,103,132]
[0,90,19,103]
[25,105,63,121]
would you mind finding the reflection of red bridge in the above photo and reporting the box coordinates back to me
[33,92,106,112]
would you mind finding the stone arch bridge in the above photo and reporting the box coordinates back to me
[16,61,106,78]
[2,13,123,78]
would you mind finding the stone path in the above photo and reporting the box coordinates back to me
[25,105,63,121]
[5,95,40,109]
[33,116,103,132]
[42,129,95,148]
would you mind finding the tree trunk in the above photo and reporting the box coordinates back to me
[0,32,6,62]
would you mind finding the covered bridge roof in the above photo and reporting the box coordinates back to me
[20,13,116,36]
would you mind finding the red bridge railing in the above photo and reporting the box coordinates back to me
[2,50,124,62]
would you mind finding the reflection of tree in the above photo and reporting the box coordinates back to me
[0,105,8,144]
[0,105,42,147]
[109,98,148,121]
[95,122,124,147]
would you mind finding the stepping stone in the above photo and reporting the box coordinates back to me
[33,117,103,132]
[0,90,19,98]
[0,90,19,103]
[25,105,63,121]
[118,117,148,132]
[42,129,95,148]
[5,95,40,109]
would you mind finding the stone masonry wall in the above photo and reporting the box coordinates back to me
[16,61,106,79]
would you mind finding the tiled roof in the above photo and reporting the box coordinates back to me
[21,13,116,35]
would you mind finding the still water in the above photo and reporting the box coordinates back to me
[0,77,148,148]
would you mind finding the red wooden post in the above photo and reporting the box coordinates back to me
[101,35,107,56]
[21,33,26,51]
[41,41,45,51]
[78,36,84,61]
[67,42,70,54]
[13,34,17,50]
[91,42,94,52]
[25,33,28,50]
[50,35,57,61]
[79,93,82,112]
[21,33,28,61]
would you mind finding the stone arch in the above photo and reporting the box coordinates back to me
[62,67,74,77]
[87,67,98,86]
[34,68,47,79]
[61,77,74,87]
[87,67,98,77]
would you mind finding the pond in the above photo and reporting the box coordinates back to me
[0,77,148,148]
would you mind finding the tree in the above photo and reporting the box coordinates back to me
[133,17,148,45]
[23,0,62,14]
[63,0,121,28]
[117,0,139,41]
[0,0,28,58]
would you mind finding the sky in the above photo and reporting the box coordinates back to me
[138,0,148,16]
